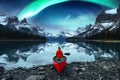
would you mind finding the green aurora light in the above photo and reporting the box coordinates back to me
[18,0,119,20]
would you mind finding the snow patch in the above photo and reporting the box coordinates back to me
[101,53,112,58]
[0,14,7,25]
[61,30,75,37]
[109,26,116,31]
[101,22,114,28]
[105,8,117,14]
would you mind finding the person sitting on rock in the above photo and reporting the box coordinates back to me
[56,47,63,59]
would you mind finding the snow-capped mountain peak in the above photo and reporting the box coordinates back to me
[20,18,28,24]
[60,30,77,37]
[0,12,45,36]
[76,5,120,39]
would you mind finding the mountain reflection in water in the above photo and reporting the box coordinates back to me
[0,41,119,69]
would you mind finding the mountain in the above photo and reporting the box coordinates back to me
[66,24,92,42]
[0,12,46,41]
[36,26,45,36]
[45,32,64,41]
[20,18,27,24]
[0,13,46,36]
[46,30,79,41]
[60,30,76,37]
[45,30,75,41]
[96,5,120,23]
[71,5,120,41]
[85,5,120,40]
[57,28,86,38]
[7,16,19,25]
[76,24,92,38]
[0,12,7,25]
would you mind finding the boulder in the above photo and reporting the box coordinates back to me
[0,66,4,75]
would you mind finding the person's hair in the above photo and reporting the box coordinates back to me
[58,47,61,50]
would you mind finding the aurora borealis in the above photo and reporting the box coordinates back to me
[18,0,68,20]
[0,0,120,34]
[18,0,119,20]
[82,0,118,8]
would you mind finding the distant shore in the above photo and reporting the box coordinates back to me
[66,37,120,43]
[86,40,120,43]
[0,39,47,42]
[0,59,119,80]
[1,39,120,43]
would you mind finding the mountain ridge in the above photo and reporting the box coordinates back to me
[67,5,120,42]
[0,12,46,41]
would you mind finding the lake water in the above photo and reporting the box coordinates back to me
[0,41,119,69]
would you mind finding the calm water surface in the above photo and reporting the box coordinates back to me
[0,41,119,69]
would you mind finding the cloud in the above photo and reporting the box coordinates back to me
[42,14,96,34]
[57,14,96,30]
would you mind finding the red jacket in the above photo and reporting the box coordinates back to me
[56,50,63,58]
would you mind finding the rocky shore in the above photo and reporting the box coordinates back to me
[0,59,120,80]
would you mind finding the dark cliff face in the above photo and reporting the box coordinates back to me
[20,18,28,24]
[31,27,38,35]
[117,4,120,18]
[96,12,117,23]
[96,5,120,23]
[7,16,19,25]
[19,27,32,34]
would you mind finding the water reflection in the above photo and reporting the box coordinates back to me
[76,42,119,60]
[0,41,119,69]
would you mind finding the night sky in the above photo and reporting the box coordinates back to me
[0,0,120,34]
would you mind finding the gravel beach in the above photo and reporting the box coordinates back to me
[0,59,120,80]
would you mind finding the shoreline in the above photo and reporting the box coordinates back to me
[0,39,47,42]
[85,40,120,43]
[66,38,120,43]
[0,59,119,80]
[0,39,120,43]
